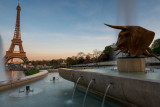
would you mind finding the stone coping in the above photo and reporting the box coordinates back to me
[62,68,160,83]
[0,70,48,91]
[47,69,58,72]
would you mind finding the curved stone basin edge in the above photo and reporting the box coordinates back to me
[59,68,160,107]
[0,70,48,91]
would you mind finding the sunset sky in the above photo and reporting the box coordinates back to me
[0,0,160,60]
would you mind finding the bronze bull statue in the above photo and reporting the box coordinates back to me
[105,24,160,60]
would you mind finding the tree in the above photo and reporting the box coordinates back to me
[84,54,91,64]
[66,57,75,66]
[77,57,85,64]
[50,59,59,66]
[99,45,114,61]
[151,39,160,55]
[77,52,85,58]
[76,52,85,64]
[93,49,102,58]
[93,49,102,62]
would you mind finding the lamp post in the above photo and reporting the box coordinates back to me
[23,64,27,71]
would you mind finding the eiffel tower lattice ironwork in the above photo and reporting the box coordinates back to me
[4,3,28,63]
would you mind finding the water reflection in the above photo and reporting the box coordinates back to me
[11,71,14,81]
[10,71,25,81]
[5,71,25,82]
[0,71,25,85]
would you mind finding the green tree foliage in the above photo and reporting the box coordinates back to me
[151,39,160,55]
[28,59,64,67]
[99,45,114,61]
[84,55,91,64]
[25,69,39,75]
[66,57,76,66]
[77,57,85,64]
[85,55,91,61]
[50,59,62,66]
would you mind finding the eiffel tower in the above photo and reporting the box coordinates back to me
[5,2,28,64]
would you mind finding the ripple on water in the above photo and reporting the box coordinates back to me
[65,99,73,105]
[9,88,42,98]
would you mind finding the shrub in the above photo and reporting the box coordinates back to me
[25,69,39,76]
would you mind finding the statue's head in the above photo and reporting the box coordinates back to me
[105,24,155,56]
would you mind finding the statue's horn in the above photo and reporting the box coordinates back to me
[104,24,128,30]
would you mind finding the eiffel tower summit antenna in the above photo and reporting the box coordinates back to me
[4,1,29,64]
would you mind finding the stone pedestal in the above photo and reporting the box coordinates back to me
[117,57,145,72]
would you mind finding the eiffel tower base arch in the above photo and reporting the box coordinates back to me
[5,56,28,64]
[5,52,29,64]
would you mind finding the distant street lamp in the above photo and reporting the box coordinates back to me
[23,64,26,68]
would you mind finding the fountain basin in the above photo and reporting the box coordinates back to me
[0,70,48,91]
[59,68,160,107]
[0,72,124,107]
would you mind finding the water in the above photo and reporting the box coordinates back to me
[82,79,94,107]
[10,71,25,81]
[9,88,42,98]
[101,84,111,107]
[0,71,25,86]
[0,72,124,107]
[72,76,82,101]
[115,0,137,58]
[0,36,6,82]
[78,68,160,81]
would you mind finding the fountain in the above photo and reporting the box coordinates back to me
[10,86,42,98]
[101,83,112,107]
[72,75,83,101]
[50,77,56,81]
[59,1,160,106]
[0,72,123,107]
[0,36,7,82]
[26,86,31,92]
[70,73,74,80]
[82,79,95,107]
[59,21,160,106]
[19,86,34,93]
[59,23,160,106]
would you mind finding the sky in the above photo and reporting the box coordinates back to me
[0,0,160,60]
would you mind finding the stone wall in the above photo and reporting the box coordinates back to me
[59,68,160,107]
[0,70,48,91]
